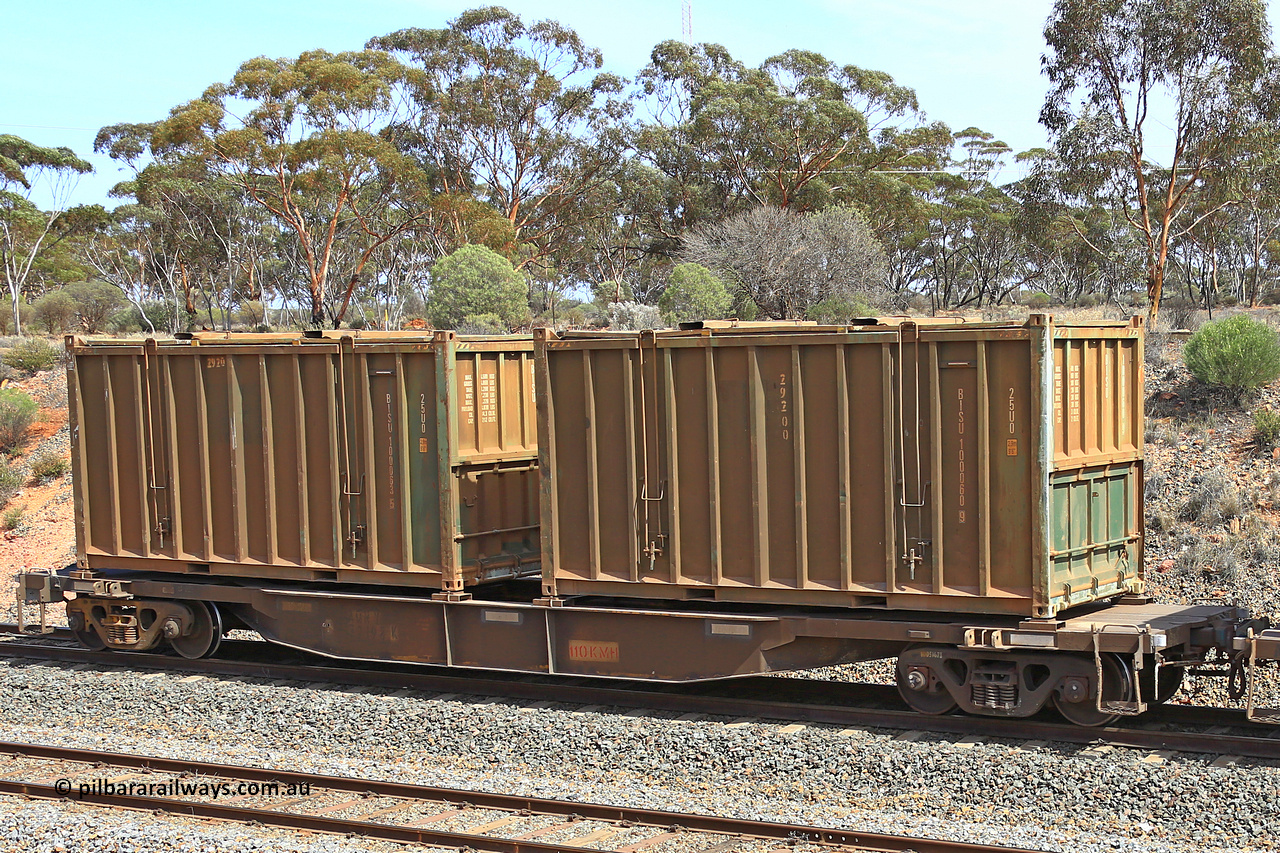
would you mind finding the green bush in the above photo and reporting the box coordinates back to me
[458,313,507,335]
[1179,469,1242,526]
[0,388,38,452]
[114,300,184,334]
[806,292,875,325]
[64,282,126,333]
[1256,410,1280,447]
[592,280,634,305]
[0,303,32,336]
[1024,292,1052,310]
[2,338,60,375]
[33,291,77,334]
[1184,314,1280,394]
[1,505,23,532]
[0,464,19,507]
[26,449,67,483]
[427,245,529,330]
[659,263,732,324]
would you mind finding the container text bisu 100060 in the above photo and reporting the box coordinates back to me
[66,329,540,592]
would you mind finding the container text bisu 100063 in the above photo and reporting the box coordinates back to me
[535,314,1143,618]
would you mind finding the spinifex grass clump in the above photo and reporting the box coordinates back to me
[1,338,59,375]
[0,388,37,452]
[1184,314,1280,396]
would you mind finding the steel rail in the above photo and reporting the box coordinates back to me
[0,741,1041,853]
[0,640,1277,761]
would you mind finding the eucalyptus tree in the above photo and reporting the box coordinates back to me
[1040,0,1273,325]
[632,40,932,247]
[368,7,630,276]
[0,135,100,334]
[682,205,887,319]
[150,48,441,327]
[94,123,274,330]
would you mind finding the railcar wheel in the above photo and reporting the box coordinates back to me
[70,620,106,651]
[895,656,959,715]
[1053,653,1133,727]
[169,602,223,660]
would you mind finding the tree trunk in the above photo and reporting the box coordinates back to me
[309,285,326,330]
[9,287,20,337]
[1146,262,1163,329]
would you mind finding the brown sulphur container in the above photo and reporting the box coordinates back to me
[68,330,538,590]
[536,315,1143,617]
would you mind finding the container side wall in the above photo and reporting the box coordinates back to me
[544,324,1076,615]
[543,347,592,579]
[714,346,756,585]
[71,335,536,587]
[300,352,340,567]
[454,346,538,461]
[1045,326,1144,615]
[1047,464,1141,611]
[404,350,443,571]
[76,354,116,557]
[935,341,980,593]
[364,351,406,571]
[668,346,714,583]
[985,340,1036,597]
[846,342,891,591]
[1053,333,1141,466]
[265,354,304,565]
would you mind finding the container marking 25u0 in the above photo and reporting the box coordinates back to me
[68,330,539,590]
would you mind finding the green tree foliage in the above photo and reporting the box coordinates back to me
[0,388,37,452]
[0,302,31,336]
[1040,0,1273,326]
[658,263,731,323]
[427,244,529,330]
[0,135,102,336]
[42,5,1280,324]
[369,7,629,276]
[33,290,76,334]
[682,205,887,318]
[591,280,634,305]
[806,293,875,324]
[1184,314,1280,393]
[0,462,19,507]
[64,282,125,333]
[631,41,943,245]
[151,49,443,327]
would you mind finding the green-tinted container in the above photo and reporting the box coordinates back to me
[537,315,1143,617]
[68,330,538,590]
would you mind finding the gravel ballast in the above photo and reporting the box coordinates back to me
[0,658,1275,853]
[0,797,415,852]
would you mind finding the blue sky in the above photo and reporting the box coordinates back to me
[0,0,1242,208]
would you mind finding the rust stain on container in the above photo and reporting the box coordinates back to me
[68,330,539,590]
[536,315,1143,618]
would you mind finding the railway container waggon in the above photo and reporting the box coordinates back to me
[19,316,1280,727]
